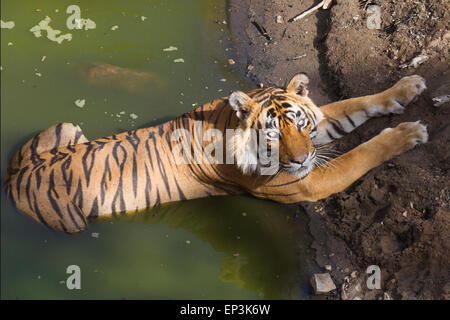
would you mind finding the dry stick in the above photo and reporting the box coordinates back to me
[251,21,272,41]
[289,0,333,22]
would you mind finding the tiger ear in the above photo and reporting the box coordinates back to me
[286,73,309,96]
[229,91,257,122]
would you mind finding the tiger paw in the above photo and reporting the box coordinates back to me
[380,75,427,114]
[378,121,428,157]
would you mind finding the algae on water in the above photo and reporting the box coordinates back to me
[1,20,15,29]
[163,46,178,52]
[74,99,86,108]
[75,18,96,31]
[30,16,72,44]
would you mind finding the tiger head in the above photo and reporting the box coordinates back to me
[228,74,324,179]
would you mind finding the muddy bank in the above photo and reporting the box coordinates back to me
[229,0,449,299]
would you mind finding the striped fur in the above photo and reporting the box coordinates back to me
[4,74,428,233]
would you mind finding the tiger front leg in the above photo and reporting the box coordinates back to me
[281,121,428,202]
[314,75,427,145]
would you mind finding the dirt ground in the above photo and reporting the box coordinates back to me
[229,0,449,299]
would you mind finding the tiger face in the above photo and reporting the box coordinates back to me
[229,74,324,178]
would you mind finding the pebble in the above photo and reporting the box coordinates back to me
[399,54,429,69]
[432,95,450,107]
[310,273,337,294]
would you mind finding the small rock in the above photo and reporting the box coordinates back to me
[276,15,284,24]
[228,58,235,65]
[91,232,99,238]
[325,265,332,271]
[310,273,337,294]
[432,94,450,107]
[399,54,429,69]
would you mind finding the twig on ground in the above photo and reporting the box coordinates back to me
[289,0,334,22]
[288,54,307,61]
[251,20,272,41]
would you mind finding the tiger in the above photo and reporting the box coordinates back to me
[4,73,428,233]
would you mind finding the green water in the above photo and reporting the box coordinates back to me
[1,0,315,299]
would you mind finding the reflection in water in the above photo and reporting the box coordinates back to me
[79,62,166,95]
[103,196,314,299]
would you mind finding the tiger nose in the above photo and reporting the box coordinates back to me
[291,154,308,165]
